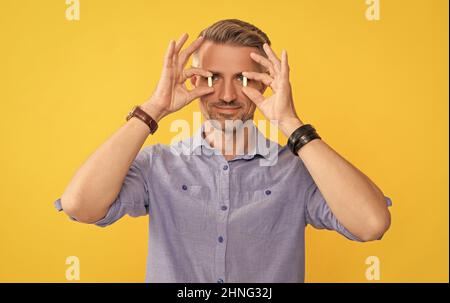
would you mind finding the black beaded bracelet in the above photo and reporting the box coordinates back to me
[287,124,321,155]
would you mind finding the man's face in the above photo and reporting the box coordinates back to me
[191,41,267,130]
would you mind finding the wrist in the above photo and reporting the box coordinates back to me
[140,102,167,123]
[287,124,321,156]
[279,117,304,137]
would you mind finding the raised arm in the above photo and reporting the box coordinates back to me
[60,33,214,223]
[242,43,391,241]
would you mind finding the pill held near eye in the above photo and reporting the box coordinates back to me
[208,76,213,87]
[243,76,248,87]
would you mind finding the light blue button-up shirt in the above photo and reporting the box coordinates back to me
[54,121,392,282]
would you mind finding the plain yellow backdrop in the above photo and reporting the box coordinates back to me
[0,0,448,282]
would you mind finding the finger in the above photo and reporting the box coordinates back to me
[187,86,215,102]
[163,40,176,68]
[183,68,212,81]
[242,86,265,106]
[263,43,281,72]
[172,51,179,71]
[281,49,290,79]
[242,71,273,86]
[174,33,189,54]
[250,52,275,76]
[179,36,205,67]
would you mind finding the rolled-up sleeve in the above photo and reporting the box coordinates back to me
[53,147,152,228]
[304,180,393,242]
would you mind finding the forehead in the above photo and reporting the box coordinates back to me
[196,41,262,73]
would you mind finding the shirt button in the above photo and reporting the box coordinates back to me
[217,278,224,283]
[221,205,228,211]
[265,189,271,195]
[218,236,224,243]
[182,185,188,190]
[223,165,229,170]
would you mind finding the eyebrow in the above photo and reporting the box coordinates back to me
[207,70,244,77]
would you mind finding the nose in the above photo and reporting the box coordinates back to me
[218,79,238,103]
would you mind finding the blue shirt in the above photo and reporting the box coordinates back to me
[54,121,392,282]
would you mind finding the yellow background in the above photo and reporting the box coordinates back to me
[0,0,448,282]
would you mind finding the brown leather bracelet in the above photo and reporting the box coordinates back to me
[126,105,158,134]
[287,124,321,155]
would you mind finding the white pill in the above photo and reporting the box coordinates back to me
[243,76,248,87]
[207,76,213,87]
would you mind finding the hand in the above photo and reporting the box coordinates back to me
[241,43,303,137]
[142,33,214,122]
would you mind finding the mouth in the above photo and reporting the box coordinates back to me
[214,105,241,114]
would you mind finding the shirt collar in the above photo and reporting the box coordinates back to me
[174,120,280,161]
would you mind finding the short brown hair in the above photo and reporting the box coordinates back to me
[199,19,270,50]
[193,19,271,66]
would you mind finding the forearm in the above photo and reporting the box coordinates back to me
[61,102,163,223]
[281,120,391,241]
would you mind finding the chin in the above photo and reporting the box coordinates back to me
[212,113,241,122]
[207,113,253,131]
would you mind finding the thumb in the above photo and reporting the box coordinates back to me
[242,86,265,107]
[187,86,214,103]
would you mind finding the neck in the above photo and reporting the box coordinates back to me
[203,120,255,161]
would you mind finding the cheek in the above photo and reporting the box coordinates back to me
[199,95,216,115]
[200,93,216,106]
[246,102,256,114]
[238,91,255,110]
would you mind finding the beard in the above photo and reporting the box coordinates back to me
[206,100,254,130]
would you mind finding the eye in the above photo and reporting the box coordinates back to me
[205,74,221,87]
[203,74,220,81]
[237,74,249,86]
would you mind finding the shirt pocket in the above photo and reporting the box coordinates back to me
[170,183,209,235]
[237,185,296,238]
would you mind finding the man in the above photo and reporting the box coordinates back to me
[54,19,392,283]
